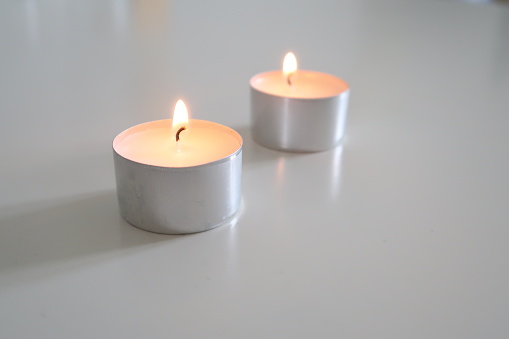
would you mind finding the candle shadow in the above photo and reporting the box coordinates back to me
[232,125,300,166]
[0,190,176,288]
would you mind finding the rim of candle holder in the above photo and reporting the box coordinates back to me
[112,119,243,170]
[249,70,350,100]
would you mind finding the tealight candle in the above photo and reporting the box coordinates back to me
[250,52,350,152]
[113,100,243,234]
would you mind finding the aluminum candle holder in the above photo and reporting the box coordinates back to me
[113,120,243,235]
[250,70,350,152]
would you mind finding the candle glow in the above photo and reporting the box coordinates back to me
[112,99,243,234]
[172,99,189,141]
[250,51,350,152]
[283,52,297,85]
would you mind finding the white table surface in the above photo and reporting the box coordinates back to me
[1,0,509,338]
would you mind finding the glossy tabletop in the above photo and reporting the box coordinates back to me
[1,0,509,338]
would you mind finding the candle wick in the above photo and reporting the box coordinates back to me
[176,126,187,142]
[287,74,293,86]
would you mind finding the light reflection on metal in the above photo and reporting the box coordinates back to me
[329,145,343,201]
[112,0,130,34]
[133,0,168,33]
[250,84,350,152]
[24,0,39,43]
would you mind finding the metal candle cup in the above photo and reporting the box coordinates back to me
[113,119,242,235]
[250,70,350,152]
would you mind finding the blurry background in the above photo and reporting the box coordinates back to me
[1,0,508,207]
[1,1,508,338]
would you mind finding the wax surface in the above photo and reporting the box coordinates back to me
[250,70,349,99]
[114,120,242,167]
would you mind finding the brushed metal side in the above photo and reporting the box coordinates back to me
[113,148,242,235]
[250,87,349,152]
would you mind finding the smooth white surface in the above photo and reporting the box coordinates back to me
[1,0,509,338]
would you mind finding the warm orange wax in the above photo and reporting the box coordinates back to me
[250,70,349,99]
[113,119,242,168]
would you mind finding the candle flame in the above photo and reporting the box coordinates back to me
[283,52,297,85]
[172,99,189,131]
